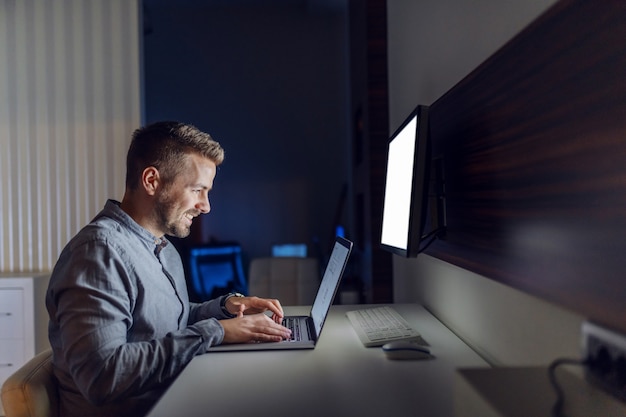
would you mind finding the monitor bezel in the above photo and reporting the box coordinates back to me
[379,104,431,258]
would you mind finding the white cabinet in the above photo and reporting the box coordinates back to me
[0,274,50,416]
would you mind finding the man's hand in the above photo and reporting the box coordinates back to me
[220,313,292,344]
[224,295,285,323]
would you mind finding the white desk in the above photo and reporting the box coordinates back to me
[147,304,489,417]
[455,366,626,417]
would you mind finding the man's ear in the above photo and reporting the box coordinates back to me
[142,166,160,196]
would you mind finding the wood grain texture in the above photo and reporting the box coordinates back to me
[427,0,626,332]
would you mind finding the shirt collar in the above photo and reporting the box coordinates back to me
[101,199,170,251]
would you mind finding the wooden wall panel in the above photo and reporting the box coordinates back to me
[427,0,626,333]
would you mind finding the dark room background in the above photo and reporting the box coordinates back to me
[142,0,352,269]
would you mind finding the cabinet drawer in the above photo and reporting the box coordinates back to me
[0,339,26,385]
[0,288,25,338]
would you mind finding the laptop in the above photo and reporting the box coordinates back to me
[210,236,353,352]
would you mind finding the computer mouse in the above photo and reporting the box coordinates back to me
[382,341,432,360]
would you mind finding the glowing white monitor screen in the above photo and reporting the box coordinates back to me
[380,115,417,251]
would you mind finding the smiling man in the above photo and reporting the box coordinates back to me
[46,122,291,417]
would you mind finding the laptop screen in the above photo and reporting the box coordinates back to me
[310,237,352,337]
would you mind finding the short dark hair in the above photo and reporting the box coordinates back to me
[125,121,225,190]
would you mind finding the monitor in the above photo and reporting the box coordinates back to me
[271,243,307,257]
[380,105,432,258]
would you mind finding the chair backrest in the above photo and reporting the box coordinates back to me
[248,257,320,305]
[185,243,248,302]
[1,349,58,417]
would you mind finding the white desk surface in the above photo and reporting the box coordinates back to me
[147,304,489,417]
[456,366,626,417]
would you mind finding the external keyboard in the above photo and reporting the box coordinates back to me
[346,306,426,347]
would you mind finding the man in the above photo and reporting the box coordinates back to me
[46,121,291,417]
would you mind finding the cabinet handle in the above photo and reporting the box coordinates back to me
[0,312,12,316]
[0,363,14,368]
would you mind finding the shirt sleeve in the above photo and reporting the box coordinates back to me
[47,237,224,406]
[188,296,233,323]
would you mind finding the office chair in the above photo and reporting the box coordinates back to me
[1,349,59,417]
[248,257,320,305]
[185,243,248,302]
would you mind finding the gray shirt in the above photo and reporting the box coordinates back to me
[46,200,231,417]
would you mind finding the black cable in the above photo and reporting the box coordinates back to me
[548,357,589,417]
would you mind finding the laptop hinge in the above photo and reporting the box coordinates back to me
[307,317,317,342]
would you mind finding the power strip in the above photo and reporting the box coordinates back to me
[582,321,626,402]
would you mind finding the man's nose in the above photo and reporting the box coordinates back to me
[196,196,210,214]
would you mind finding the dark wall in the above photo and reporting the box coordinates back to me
[347,0,392,303]
[426,0,626,333]
[142,1,351,266]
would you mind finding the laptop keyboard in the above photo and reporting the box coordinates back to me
[282,317,302,341]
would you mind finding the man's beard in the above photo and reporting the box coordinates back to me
[155,194,193,238]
